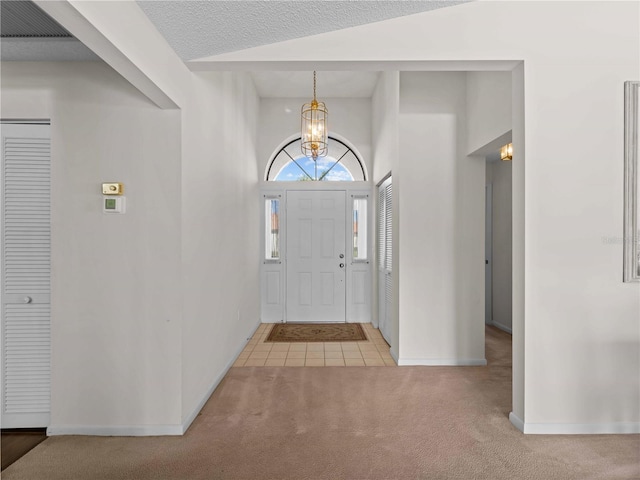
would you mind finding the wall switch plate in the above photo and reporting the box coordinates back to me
[102,183,124,195]
[103,196,126,214]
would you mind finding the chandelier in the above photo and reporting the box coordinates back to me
[301,71,328,159]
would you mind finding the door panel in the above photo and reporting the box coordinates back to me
[1,123,51,428]
[286,190,346,323]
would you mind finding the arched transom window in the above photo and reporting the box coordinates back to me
[266,136,366,181]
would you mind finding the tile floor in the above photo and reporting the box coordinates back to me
[233,323,396,367]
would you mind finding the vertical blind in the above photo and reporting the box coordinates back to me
[378,178,392,272]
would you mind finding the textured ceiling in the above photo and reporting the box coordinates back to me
[0,0,471,96]
[137,0,470,61]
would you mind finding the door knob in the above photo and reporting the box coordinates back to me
[339,263,345,268]
[339,254,344,259]
[23,296,32,304]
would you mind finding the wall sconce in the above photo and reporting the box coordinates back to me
[500,143,513,161]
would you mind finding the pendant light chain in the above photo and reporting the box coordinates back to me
[313,70,317,102]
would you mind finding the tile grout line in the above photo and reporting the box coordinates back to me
[233,323,395,368]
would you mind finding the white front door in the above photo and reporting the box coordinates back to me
[286,190,346,323]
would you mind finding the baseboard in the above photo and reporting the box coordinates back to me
[389,348,399,363]
[509,412,640,434]
[509,412,525,432]
[47,424,183,436]
[523,422,640,435]
[492,321,512,334]
[180,319,261,435]
[397,358,487,366]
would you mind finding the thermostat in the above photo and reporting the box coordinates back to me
[102,183,124,195]
[103,196,126,214]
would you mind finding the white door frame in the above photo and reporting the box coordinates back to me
[260,182,372,324]
[485,183,493,325]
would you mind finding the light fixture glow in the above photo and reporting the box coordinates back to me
[301,71,328,159]
[500,143,513,161]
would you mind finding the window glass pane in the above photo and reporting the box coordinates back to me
[274,156,354,182]
[265,199,280,260]
[353,197,367,260]
[267,137,365,181]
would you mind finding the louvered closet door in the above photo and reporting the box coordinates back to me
[1,123,51,428]
[377,177,392,344]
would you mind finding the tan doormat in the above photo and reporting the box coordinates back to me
[266,323,367,343]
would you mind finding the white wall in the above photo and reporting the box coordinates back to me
[467,72,511,155]
[1,62,183,433]
[216,0,640,433]
[257,97,372,179]
[371,72,399,184]
[487,160,513,333]
[180,71,260,423]
[397,72,485,365]
[0,62,261,434]
[371,71,399,341]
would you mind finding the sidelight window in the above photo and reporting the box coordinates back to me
[352,196,368,261]
[265,197,280,261]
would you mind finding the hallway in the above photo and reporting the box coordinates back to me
[3,326,638,480]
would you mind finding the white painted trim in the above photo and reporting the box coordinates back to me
[180,320,262,434]
[389,348,399,364]
[509,412,524,432]
[523,422,640,435]
[34,0,186,109]
[1,119,50,125]
[397,358,487,366]
[188,60,521,72]
[47,424,183,437]
[623,81,640,282]
[492,321,512,334]
[509,412,640,435]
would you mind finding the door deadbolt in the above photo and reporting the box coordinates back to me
[23,296,32,304]
[339,254,344,259]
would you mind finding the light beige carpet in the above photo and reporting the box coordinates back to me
[3,327,639,480]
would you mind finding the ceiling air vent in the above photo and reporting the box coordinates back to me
[1,0,71,38]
